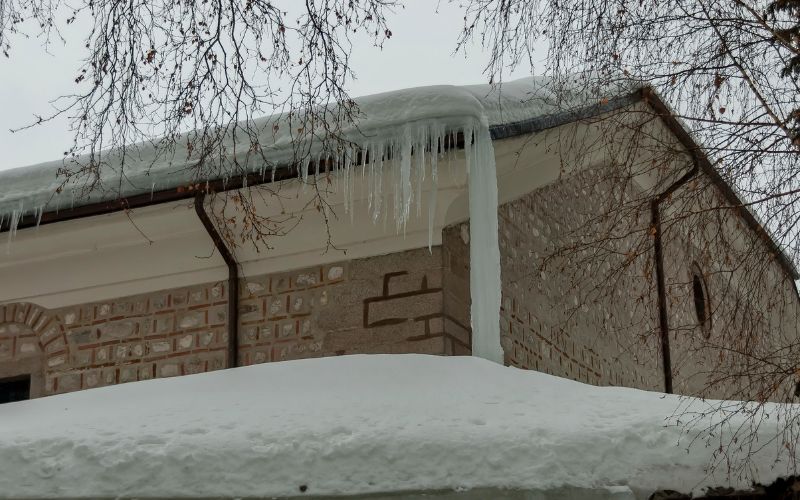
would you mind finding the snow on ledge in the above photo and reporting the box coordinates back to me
[0,354,795,499]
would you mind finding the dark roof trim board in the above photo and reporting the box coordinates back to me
[639,88,799,280]
[2,88,796,279]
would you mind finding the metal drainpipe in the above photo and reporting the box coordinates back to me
[651,163,699,394]
[194,191,239,368]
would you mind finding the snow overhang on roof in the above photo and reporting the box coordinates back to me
[0,77,796,279]
[0,77,638,226]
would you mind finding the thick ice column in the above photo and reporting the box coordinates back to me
[465,122,504,364]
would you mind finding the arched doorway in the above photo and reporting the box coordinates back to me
[0,303,60,400]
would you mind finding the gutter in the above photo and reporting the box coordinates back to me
[650,165,699,394]
[642,87,707,394]
[194,191,239,369]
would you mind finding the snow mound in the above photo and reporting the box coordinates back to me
[0,354,795,498]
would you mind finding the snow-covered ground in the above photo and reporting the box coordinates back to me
[0,355,795,499]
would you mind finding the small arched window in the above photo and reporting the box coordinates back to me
[691,263,712,337]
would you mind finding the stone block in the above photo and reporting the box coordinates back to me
[252,349,271,364]
[152,314,175,335]
[209,283,225,301]
[131,343,145,358]
[259,325,275,341]
[98,320,138,340]
[326,265,345,282]
[240,326,258,345]
[272,275,291,293]
[295,270,319,288]
[33,314,49,332]
[273,339,323,361]
[12,306,25,324]
[25,307,42,328]
[71,349,92,366]
[299,319,312,336]
[120,365,138,383]
[131,299,148,315]
[115,345,130,360]
[159,362,181,378]
[171,290,190,307]
[177,334,194,350]
[112,301,133,316]
[267,297,288,319]
[243,279,268,297]
[39,324,61,344]
[83,370,101,389]
[289,294,311,316]
[17,339,39,357]
[95,303,112,319]
[47,355,66,368]
[208,353,226,371]
[0,340,12,360]
[57,373,81,392]
[94,346,110,363]
[150,293,170,312]
[276,320,297,339]
[61,310,79,326]
[68,328,96,345]
[239,300,264,322]
[197,331,215,348]
[184,358,206,375]
[207,306,227,326]
[188,288,208,305]
[148,340,172,355]
[318,290,329,306]
[44,336,66,354]
[177,311,205,330]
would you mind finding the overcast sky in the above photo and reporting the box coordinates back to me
[0,2,535,171]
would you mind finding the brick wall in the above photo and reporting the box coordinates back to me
[3,167,797,400]
[444,166,663,391]
[442,164,799,399]
[0,248,463,397]
[660,177,800,399]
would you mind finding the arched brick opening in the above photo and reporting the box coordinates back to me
[0,302,67,398]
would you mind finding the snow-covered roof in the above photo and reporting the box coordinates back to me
[0,77,635,220]
[0,354,794,499]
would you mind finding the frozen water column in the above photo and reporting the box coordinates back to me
[464,121,504,364]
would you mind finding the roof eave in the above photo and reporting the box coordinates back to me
[4,87,795,282]
[640,87,800,280]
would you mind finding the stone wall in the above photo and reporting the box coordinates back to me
[2,165,797,401]
[660,177,800,399]
[0,248,463,397]
[443,164,799,399]
[445,166,664,391]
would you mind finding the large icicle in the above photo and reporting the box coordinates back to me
[464,120,504,364]
[324,117,502,364]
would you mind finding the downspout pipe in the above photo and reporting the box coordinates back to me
[651,164,699,394]
[194,191,239,369]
